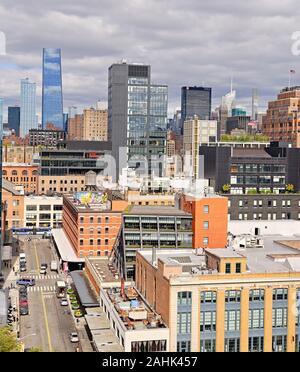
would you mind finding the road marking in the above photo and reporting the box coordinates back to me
[33,241,40,271]
[41,291,53,352]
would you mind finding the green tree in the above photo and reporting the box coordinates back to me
[222,184,231,193]
[286,184,295,193]
[0,327,21,352]
[27,347,43,352]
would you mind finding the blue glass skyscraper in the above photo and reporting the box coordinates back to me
[42,48,63,129]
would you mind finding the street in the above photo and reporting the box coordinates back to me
[17,236,77,352]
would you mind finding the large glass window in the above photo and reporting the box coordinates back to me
[225,310,240,331]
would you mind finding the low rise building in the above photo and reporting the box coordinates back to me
[2,163,39,194]
[136,237,300,352]
[62,192,128,259]
[100,285,169,352]
[24,195,63,228]
[2,179,25,232]
[126,190,175,207]
[39,175,86,195]
[226,193,300,221]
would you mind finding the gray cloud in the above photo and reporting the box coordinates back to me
[1,0,300,121]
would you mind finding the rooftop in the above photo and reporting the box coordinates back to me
[106,287,167,331]
[86,257,121,285]
[139,235,300,278]
[125,205,190,216]
[232,148,272,158]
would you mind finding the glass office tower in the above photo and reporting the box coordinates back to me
[181,86,212,133]
[108,62,168,180]
[8,106,20,136]
[20,78,37,137]
[42,48,64,129]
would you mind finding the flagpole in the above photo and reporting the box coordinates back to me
[289,70,291,89]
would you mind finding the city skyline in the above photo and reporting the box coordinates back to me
[1,1,300,120]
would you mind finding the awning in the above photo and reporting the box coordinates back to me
[52,229,85,263]
[70,271,99,307]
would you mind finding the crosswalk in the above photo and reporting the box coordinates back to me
[27,285,56,293]
[24,274,60,280]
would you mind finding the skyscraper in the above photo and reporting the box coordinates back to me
[20,78,37,137]
[8,106,20,136]
[181,86,212,134]
[251,88,259,121]
[42,48,64,129]
[108,62,168,180]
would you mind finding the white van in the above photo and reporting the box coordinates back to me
[19,253,26,263]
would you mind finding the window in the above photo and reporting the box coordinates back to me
[225,310,240,331]
[200,311,216,332]
[236,263,241,274]
[225,290,241,303]
[177,313,191,334]
[204,205,209,214]
[200,340,216,353]
[249,289,265,302]
[273,289,288,301]
[178,292,192,306]
[203,221,209,230]
[203,237,209,246]
[225,263,231,274]
[200,291,217,304]
[249,309,264,329]
[177,341,191,353]
[272,308,288,328]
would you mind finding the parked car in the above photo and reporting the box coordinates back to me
[60,298,68,306]
[19,299,28,307]
[70,332,79,343]
[20,306,29,316]
[19,253,26,263]
[17,279,35,287]
[20,263,27,272]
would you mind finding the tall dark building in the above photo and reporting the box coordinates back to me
[8,106,20,136]
[181,86,212,133]
[108,62,168,180]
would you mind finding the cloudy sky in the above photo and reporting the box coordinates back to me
[0,0,300,121]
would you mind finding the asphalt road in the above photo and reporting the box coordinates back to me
[18,236,77,352]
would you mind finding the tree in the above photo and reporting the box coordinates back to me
[286,184,295,193]
[0,327,21,352]
[222,184,231,193]
[27,347,43,352]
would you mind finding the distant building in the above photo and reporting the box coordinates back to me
[181,87,212,131]
[8,106,20,136]
[184,116,217,179]
[42,48,64,129]
[83,108,108,141]
[108,62,168,180]
[20,78,37,137]
[67,114,84,140]
[226,115,251,134]
[263,86,300,147]
[39,141,111,176]
[29,128,65,147]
